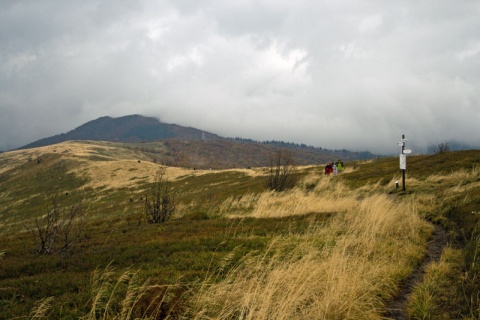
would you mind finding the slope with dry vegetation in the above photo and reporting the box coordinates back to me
[0,142,479,319]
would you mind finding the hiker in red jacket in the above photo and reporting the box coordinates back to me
[325,163,333,175]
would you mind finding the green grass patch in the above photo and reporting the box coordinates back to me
[0,214,327,319]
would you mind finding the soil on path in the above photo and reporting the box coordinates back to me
[383,223,447,320]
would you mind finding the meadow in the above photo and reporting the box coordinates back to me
[0,141,479,319]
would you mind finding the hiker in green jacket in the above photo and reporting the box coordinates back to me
[336,160,344,173]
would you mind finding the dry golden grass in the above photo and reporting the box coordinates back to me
[74,159,159,190]
[188,174,431,319]
[0,141,266,192]
[77,161,265,190]
[221,172,375,218]
[0,141,115,172]
[196,164,480,319]
[204,165,480,319]
[415,165,480,190]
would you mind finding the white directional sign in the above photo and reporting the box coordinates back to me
[400,154,406,170]
[403,149,411,154]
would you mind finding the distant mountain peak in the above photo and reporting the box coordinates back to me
[19,114,220,149]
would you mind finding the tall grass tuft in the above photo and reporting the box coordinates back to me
[28,297,54,319]
[85,263,181,319]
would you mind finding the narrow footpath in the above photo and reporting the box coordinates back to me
[383,223,448,320]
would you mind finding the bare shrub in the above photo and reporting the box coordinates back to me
[26,197,84,255]
[144,167,175,224]
[434,142,450,154]
[265,150,298,192]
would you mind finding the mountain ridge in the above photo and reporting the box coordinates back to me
[20,114,221,149]
[18,114,376,168]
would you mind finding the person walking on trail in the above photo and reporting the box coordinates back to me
[336,160,344,173]
[325,163,333,175]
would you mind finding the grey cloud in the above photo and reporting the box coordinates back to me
[1,1,479,153]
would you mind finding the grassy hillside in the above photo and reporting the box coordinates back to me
[0,142,479,319]
[19,114,375,168]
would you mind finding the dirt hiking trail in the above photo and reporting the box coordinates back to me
[383,223,448,320]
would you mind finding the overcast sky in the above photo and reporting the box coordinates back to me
[1,1,479,154]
